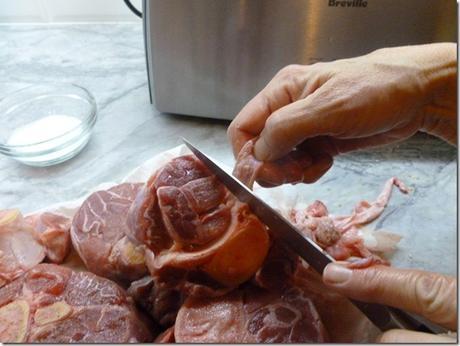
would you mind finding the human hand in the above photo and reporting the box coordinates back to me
[228,43,456,186]
[322,263,457,343]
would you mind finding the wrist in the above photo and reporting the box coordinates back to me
[416,43,456,95]
[417,43,457,144]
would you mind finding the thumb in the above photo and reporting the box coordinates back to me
[376,329,456,343]
[322,263,457,330]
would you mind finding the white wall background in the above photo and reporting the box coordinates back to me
[0,0,142,23]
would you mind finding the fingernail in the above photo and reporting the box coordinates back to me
[323,263,352,285]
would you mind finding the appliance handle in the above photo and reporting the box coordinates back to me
[123,0,142,18]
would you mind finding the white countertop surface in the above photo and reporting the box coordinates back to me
[0,24,456,275]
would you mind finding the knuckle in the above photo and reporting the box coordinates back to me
[279,64,300,75]
[276,64,304,82]
[264,114,286,143]
[356,267,387,300]
[227,123,234,137]
[227,124,238,145]
[413,273,454,320]
[227,121,237,137]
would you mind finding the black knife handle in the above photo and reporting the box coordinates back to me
[351,299,446,334]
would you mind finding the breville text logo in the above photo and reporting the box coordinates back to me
[329,0,368,7]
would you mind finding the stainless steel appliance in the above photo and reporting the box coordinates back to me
[143,0,456,120]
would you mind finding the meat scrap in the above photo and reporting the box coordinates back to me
[234,141,406,268]
[0,263,152,343]
[291,178,407,265]
[233,140,317,188]
[127,155,270,289]
[25,212,71,264]
[71,183,148,284]
[232,140,263,188]
[174,284,328,343]
[0,209,45,288]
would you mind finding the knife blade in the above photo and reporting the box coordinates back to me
[184,139,335,274]
[183,138,445,335]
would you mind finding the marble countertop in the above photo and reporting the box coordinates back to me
[0,24,456,275]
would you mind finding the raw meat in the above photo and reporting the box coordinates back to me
[127,175,173,253]
[128,250,234,327]
[71,183,148,283]
[0,263,152,343]
[25,212,71,264]
[292,261,380,342]
[253,242,299,292]
[128,275,182,327]
[332,177,408,231]
[174,284,328,343]
[0,210,45,288]
[291,178,407,265]
[232,140,263,188]
[127,155,270,288]
[233,140,316,188]
[234,140,404,267]
[155,326,175,343]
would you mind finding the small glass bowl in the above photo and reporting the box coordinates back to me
[0,84,97,167]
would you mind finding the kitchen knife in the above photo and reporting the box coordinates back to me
[183,138,446,335]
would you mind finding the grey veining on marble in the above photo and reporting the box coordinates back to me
[0,24,457,276]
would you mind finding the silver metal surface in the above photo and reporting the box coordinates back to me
[183,138,446,334]
[183,137,335,274]
[145,0,456,119]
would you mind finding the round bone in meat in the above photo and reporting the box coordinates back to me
[0,263,152,343]
[0,209,45,288]
[25,212,71,264]
[71,183,147,283]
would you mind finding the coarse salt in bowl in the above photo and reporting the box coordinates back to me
[0,83,97,167]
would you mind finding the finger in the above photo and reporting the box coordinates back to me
[253,81,341,161]
[326,122,419,153]
[228,77,294,156]
[302,133,405,156]
[256,152,333,187]
[322,264,457,330]
[297,120,421,157]
[228,65,316,157]
[377,329,455,343]
[253,85,420,162]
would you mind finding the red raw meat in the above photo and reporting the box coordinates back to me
[232,140,263,188]
[155,326,175,343]
[127,155,269,288]
[128,274,182,327]
[174,284,328,343]
[233,140,315,187]
[25,212,71,264]
[292,261,380,342]
[0,263,152,343]
[0,210,45,288]
[71,183,147,283]
[253,242,299,292]
[128,250,234,327]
